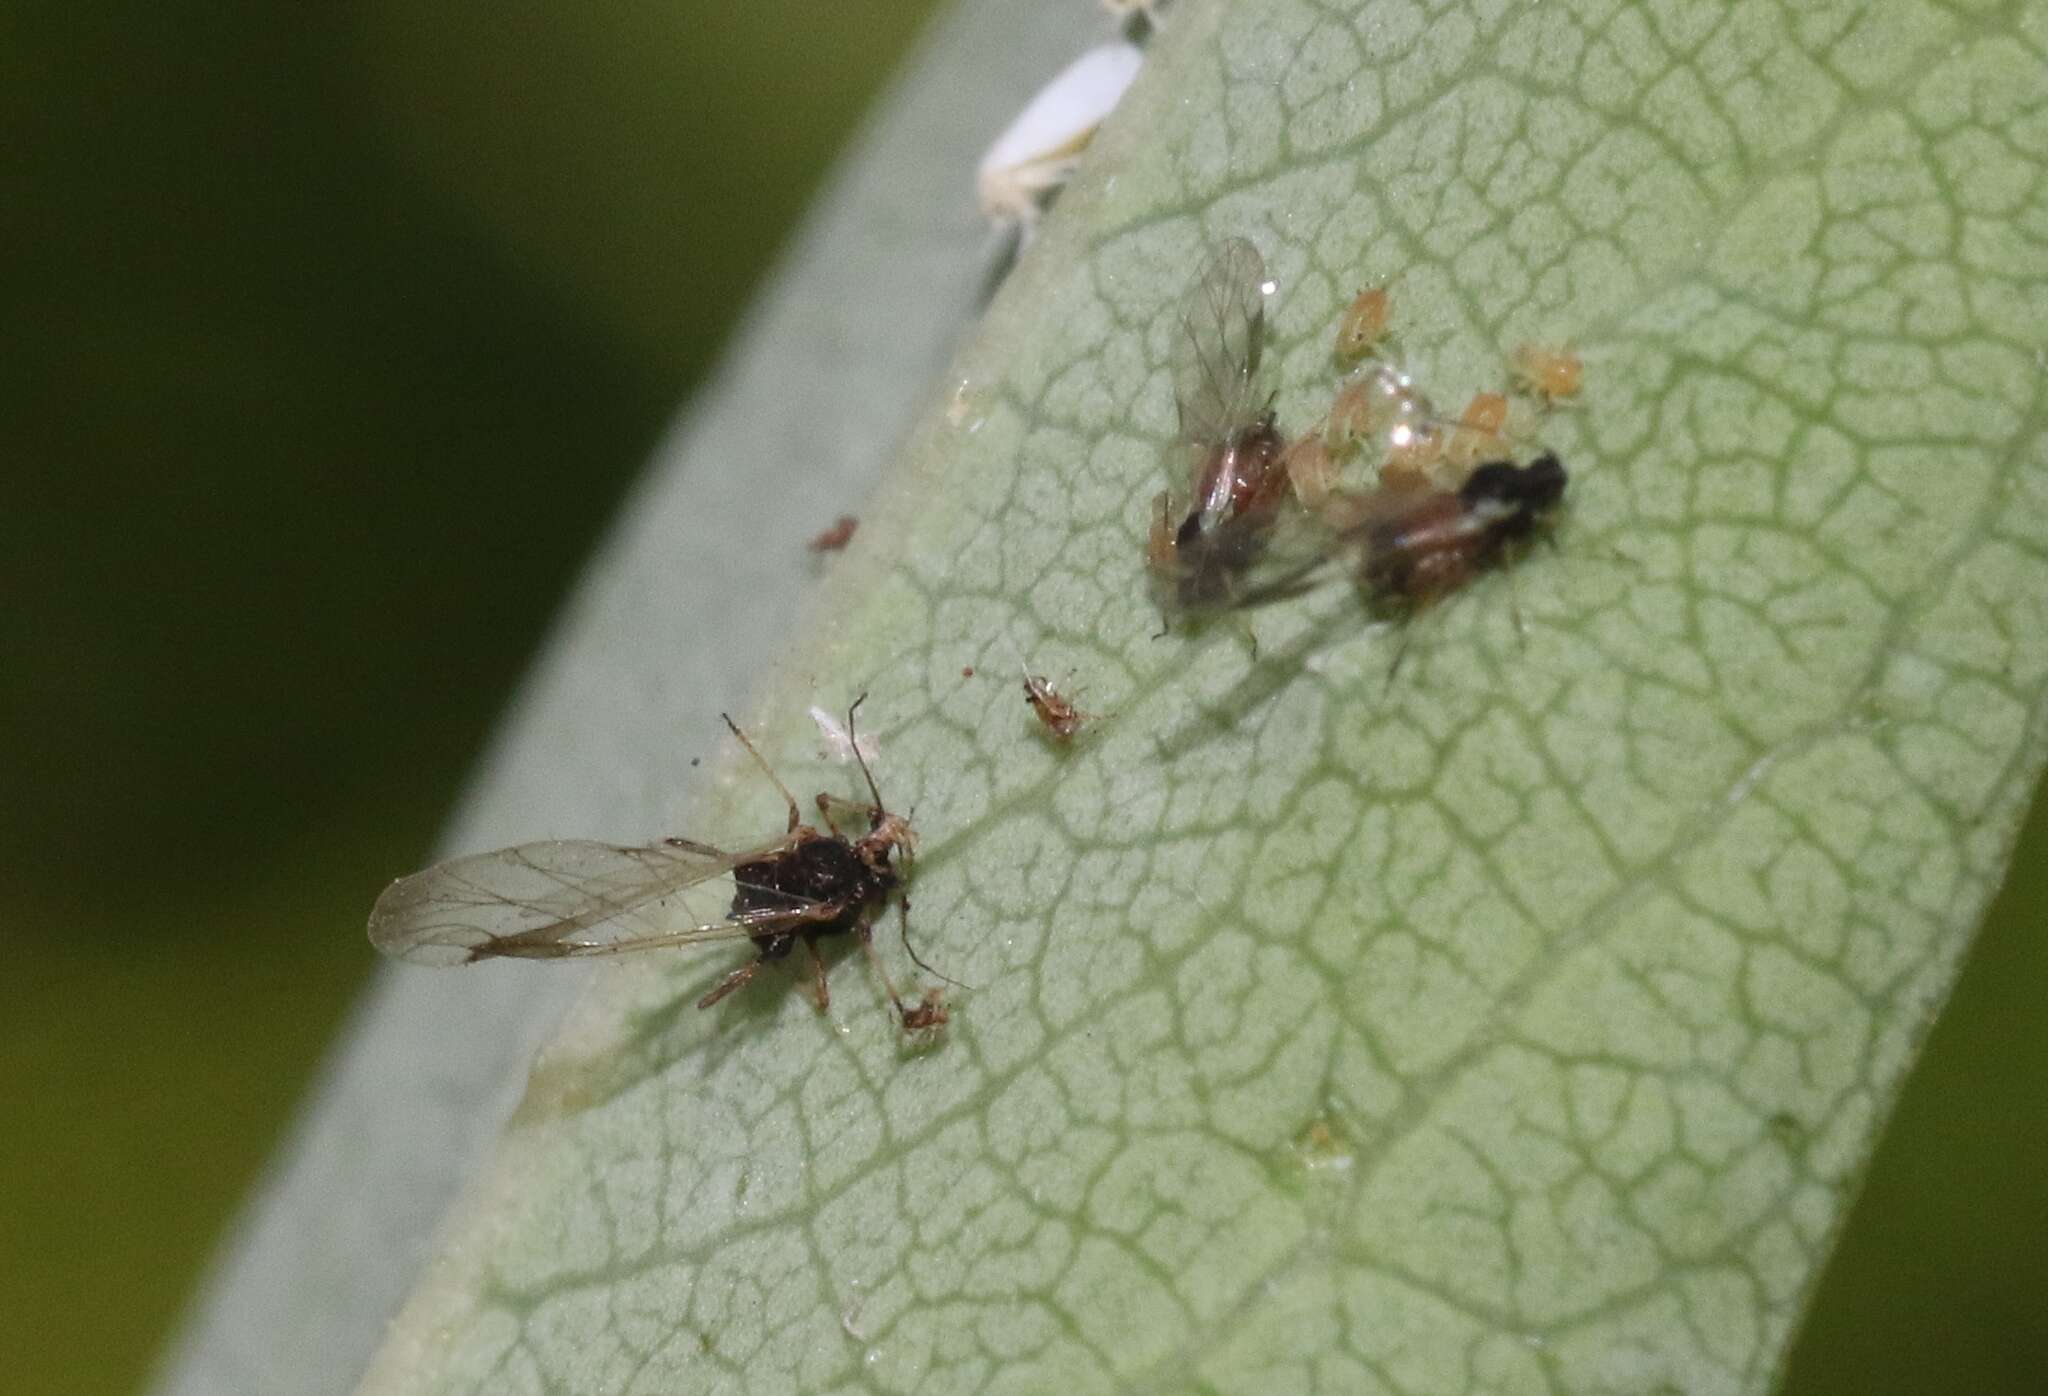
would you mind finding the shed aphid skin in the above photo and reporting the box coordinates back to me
[810,704,877,765]
[1148,236,1330,617]
[1324,362,1443,474]
[366,698,953,1036]
[1511,342,1583,404]
[977,42,1143,244]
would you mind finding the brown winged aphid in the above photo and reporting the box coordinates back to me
[1350,453,1568,608]
[1318,451,1569,678]
[366,697,953,1034]
[1146,236,1321,617]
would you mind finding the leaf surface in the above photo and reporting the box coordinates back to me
[365,1,2048,1393]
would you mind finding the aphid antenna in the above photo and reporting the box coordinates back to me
[721,712,803,833]
[833,692,963,993]
[841,693,887,814]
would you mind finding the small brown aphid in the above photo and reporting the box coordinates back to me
[900,986,950,1033]
[1021,666,1097,740]
[807,515,860,552]
[961,665,976,679]
[1511,344,1582,403]
[1332,285,1389,361]
[366,697,954,1036]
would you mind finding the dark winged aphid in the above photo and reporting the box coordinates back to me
[366,698,950,1034]
[1344,452,1569,614]
[1146,236,1302,616]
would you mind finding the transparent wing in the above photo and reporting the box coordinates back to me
[367,834,825,966]
[1169,236,1269,450]
[1155,502,1352,616]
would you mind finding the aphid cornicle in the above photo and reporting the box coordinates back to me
[366,699,949,1035]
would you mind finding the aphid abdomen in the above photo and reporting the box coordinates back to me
[730,836,887,948]
[1360,495,1467,606]
[1226,421,1289,515]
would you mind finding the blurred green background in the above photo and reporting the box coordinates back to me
[0,2,2040,1393]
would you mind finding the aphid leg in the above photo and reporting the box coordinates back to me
[696,955,763,1010]
[1384,627,1415,692]
[1505,566,1529,643]
[804,933,832,1013]
[815,792,868,834]
[722,713,803,833]
[898,895,967,990]
[853,924,913,1027]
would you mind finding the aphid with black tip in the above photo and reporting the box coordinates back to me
[1344,452,1569,614]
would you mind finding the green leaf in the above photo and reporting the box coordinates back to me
[364,1,2048,1392]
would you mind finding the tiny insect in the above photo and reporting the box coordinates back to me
[1331,285,1390,361]
[1020,665,1098,741]
[978,43,1144,244]
[1148,237,1317,616]
[1511,343,1582,403]
[900,986,950,1033]
[366,698,949,1034]
[807,515,858,552]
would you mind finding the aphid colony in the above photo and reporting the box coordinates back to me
[370,235,1579,1038]
[1146,237,1573,629]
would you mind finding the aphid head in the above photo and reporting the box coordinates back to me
[863,811,916,860]
[1460,452,1568,514]
[1522,452,1568,509]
